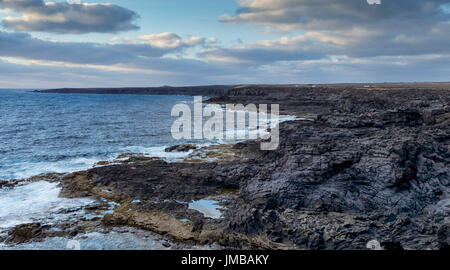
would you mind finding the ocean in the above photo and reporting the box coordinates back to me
[0,90,199,180]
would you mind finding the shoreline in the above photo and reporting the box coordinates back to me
[1,85,449,250]
[32,85,235,97]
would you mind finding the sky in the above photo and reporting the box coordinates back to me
[0,0,449,88]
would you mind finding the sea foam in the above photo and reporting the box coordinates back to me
[0,181,94,231]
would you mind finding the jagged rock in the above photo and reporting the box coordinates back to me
[0,180,7,189]
[125,156,161,163]
[95,161,112,166]
[6,223,46,244]
[438,224,450,249]
[26,173,64,183]
[56,86,450,250]
[165,144,197,153]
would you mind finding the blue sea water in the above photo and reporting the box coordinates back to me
[0,89,194,180]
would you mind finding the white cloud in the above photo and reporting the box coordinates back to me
[135,33,207,49]
[139,32,182,49]
[184,36,206,46]
[208,37,218,43]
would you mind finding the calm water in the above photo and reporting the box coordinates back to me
[0,90,193,180]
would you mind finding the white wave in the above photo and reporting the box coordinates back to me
[122,143,214,162]
[122,145,194,162]
[0,181,94,231]
[1,157,108,180]
[0,228,218,250]
[0,231,168,250]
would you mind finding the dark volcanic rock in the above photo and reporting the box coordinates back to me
[0,179,22,189]
[165,144,197,153]
[6,223,47,244]
[211,86,449,249]
[61,160,242,206]
[58,86,450,249]
[438,224,450,249]
[0,180,7,189]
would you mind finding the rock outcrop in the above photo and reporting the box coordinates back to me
[57,86,449,250]
[165,144,197,153]
[6,223,46,244]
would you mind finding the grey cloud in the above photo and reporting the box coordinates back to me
[1,0,450,87]
[222,0,450,31]
[198,44,334,66]
[0,58,220,88]
[204,1,450,65]
[0,0,139,34]
[0,31,155,65]
[0,31,208,66]
[199,25,450,66]
[0,31,234,78]
[2,52,449,88]
[2,30,444,87]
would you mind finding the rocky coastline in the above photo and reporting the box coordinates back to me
[3,84,450,250]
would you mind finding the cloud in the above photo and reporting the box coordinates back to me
[0,31,213,66]
[219,1,450,55]
[199,26,450,66]
[0,0,139,34]
[137,33,206,49]
[0,30,234,81]
[204,0,450,66]
[221,0,450,31]
[207,37,218,44]
[198,34,339,65]
[183,36,206,46]
[139,33,183,49]
[1,1,450,86]
[0,31,161,64]
[2,52,450,88]
[1,27,449,88]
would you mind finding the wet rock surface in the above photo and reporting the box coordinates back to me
[0,180,8,189]
[165,144,197,153]
[437,224,450,249]
[21,86,450,249]
[211,86,449,249]
[5,223,47,244]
